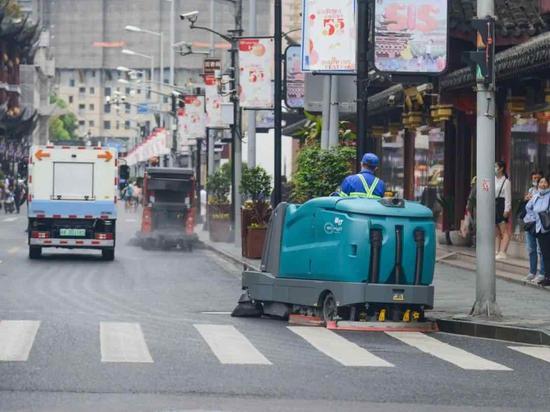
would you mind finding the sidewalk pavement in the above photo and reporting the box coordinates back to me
[198,228,550,345]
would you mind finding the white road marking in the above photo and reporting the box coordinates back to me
[0,320,40,361]
[386,332,512,371]
[125,218,137,223]
[2,217,18,223]
[100,322,153,363]
[8,247,20,255]
[194,324,271,365]
[509,346,550,363]
[201,312,232,315]
[288,326,393,367]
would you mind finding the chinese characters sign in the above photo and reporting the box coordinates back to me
[301,0,357,72]
[238,38,274,109]
[374,0,448,74]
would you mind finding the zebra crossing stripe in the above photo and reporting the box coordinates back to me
[386,332,512,371]
[288,326,394,367]
[509,346,550,363]
[100,322,153,363]
[2,217,18,223]
[194,324,272,365]
[0,320,40,361]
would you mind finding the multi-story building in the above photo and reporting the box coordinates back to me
[36,0,271,147]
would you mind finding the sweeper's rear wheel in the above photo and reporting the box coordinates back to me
[321,292,337,322]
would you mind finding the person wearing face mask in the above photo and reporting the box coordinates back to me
[524,176,550,286]
[495,161,512,259]
[522,171,545,282]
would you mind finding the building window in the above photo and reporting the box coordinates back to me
[116,120,120,130]
[79,87,86,94]
[105,87,111,97]
[91,70,96,77]
[125,121,131,129]
[89,104,94,111]
[79,120,85,126]
[104,104,111,113]
[104,121,111,130]
[90,87,95,94]
[125,87,131,96]
[78,104,85,111]
[89,120,95,127]
[69,79,75,87]
[125,103,131,114]
[68,96,73,103]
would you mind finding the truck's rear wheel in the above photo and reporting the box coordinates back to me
[102,248,115,261]
[29,246,42,259]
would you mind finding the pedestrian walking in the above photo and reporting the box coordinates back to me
[524,176,550,286]
[521,171,544,282]
[495,161,512,259]
[13,182,23,214]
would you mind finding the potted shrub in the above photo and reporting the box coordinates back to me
[206,163,232,242]
[240,166,272,258]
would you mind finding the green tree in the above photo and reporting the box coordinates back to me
[291,146,355,203]
[48,94,78,141]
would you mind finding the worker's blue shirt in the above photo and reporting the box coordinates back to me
[340,170,386,198]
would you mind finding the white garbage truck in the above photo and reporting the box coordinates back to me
[27,145,118,260]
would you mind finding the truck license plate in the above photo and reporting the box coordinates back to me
[393,293,405,302]
[60,228,86,237]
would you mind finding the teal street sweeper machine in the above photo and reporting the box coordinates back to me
[233,196,436,324]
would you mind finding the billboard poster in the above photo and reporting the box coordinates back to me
[301,0,357,72]
[238,37,275,109]
[285,45,305,109]
[178,96,206,144]
[374,0,448,74]
[204,75,226,128]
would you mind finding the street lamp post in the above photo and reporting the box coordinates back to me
[273,0,283,206]
[125,25,164,91]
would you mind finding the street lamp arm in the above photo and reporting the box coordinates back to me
[189,21,232,43]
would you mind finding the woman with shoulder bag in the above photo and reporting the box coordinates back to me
[495,161,512,259]
[523,172,545,283]
[524,176,550,286]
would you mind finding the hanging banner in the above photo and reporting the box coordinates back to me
[238,37,275,109]
[204,75,226,128]
[284,45,305,109]
[373,0,448,74]
[178,96,206,144]
[301,0,357,72]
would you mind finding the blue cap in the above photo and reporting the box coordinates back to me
[361,153,379,167]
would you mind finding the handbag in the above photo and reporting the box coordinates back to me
[495,179,506,220]
[538,199,550,231]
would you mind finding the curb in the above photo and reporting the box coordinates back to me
[199,240,260,272]
[436,318,550,345]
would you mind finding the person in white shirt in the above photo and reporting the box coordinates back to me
[495,161,512,259]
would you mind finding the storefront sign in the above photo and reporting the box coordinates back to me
[301,0,357,72]
[374,0,448,74]
[204,75,226,128]
[285,45,305,109]
[203,58,221,76]
[238,37,275,109]
[178,96,206,145]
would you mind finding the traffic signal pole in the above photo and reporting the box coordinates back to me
[273,0,283,206]
[471,0,501,318]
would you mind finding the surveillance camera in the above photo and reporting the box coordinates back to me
[388,95,396,105]
[180,11,199,20]
[416,83,433,93]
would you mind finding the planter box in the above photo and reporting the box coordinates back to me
[244,227,267,259]
[210,219,231,242]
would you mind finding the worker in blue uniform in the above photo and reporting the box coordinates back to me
[339,153,385,199]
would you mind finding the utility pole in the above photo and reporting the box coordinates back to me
[247,0,257,168]
[356,0,372,171]
[169,0,175,86]
[471,0,500,318]
[320,76,331,150]
[328,75,339,148]
[273,0,283,206]
[232,0,244,247]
